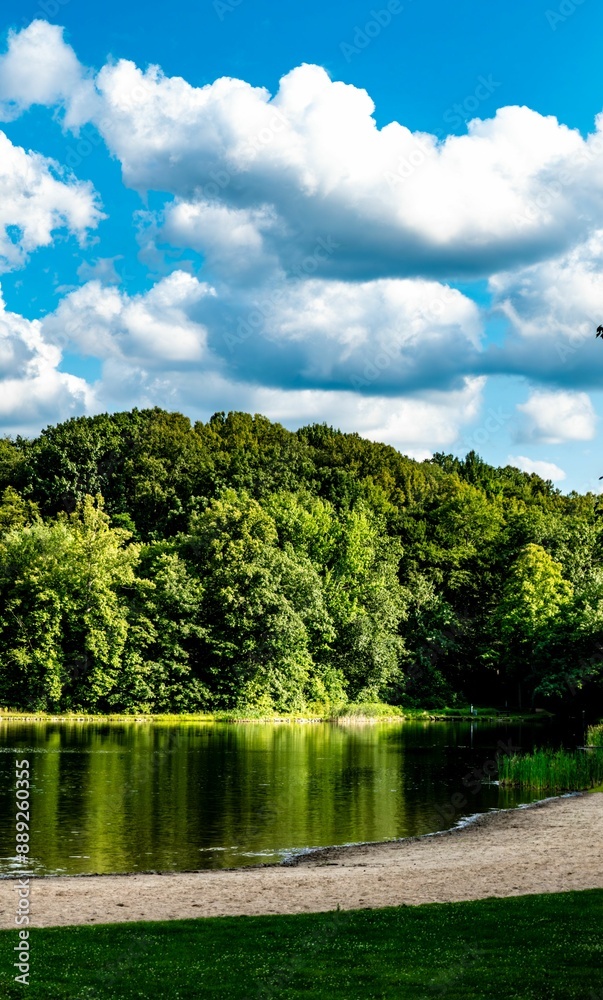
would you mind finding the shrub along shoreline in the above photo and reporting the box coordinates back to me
[0,704,546,724]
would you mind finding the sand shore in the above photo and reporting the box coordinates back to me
[1,793,601,929]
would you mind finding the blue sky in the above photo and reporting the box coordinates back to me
[0,0,603,489]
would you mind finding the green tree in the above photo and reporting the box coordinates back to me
[184,489,337,712]
[0,496,139,711]
[493,543,574,705]
[115,549,209,712]
[322,504,406,701]
[0,487,39,533]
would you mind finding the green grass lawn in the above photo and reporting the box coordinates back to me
[1,891,602,999]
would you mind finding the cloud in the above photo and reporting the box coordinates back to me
[43,271,213,365]
[76,256,123,285]
[0,21,96,128]
[90,59,599,280]
[485,230,603,386]
[95,365,486,455]
[0,286,92,433]
[515,390,596,444]
[507,455,566,482]
[209,272,483,395]
[41,263,482,395]
[6,22,603,282]
[0,131,102,274]
[162,201,281,282]
[32,268,486,450]
[491,232,603,343]
[6,19,603,467]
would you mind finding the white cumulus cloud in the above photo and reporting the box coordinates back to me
[5,22,603,281]
[40,264,482,395]
[0,286,92,433]
[0,21,97,127]
[91,60,598,280]
[8,18,603,468]
[507,455,567,482]
[486,231,603,386]
[218,273,482,393]
[94,367,486,455]
[516,390,596,444]
[31,267,487,450]
[43,271,214,365]
[0,131,102,273]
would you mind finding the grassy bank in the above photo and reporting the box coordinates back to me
[0,891,601,999]
[0,703,545,724]
[499,747,603,792]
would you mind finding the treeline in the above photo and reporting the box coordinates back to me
[0,408,602,714]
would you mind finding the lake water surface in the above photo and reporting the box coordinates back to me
[0,718,583,876]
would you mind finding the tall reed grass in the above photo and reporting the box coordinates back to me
[499,747,603,792]
[586,723,603,746]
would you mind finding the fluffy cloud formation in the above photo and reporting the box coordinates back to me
[43,271,213,365]
[0,21,96,128]
[33,269,485,449]
[507,455,567,482]
[88,63,603,280]
[486,231,603,388]
[5,21,603,282]
[0,286,92,432]
[0,131,102,273]
[42,266,482,395]
[491,232,603,342]
[76,256,123,285]
[349,377,484,453]
[515,390,596,444]
[3,19,603,466]
[212,274,482,394]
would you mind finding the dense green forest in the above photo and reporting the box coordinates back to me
[0,407,601,715]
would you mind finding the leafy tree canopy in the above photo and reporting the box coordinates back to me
[0,408,601,714]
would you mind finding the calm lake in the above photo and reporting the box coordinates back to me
[0,718,584,876]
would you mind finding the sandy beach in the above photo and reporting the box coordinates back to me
[1,793,601,929]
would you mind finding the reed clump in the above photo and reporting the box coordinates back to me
[586,723,603,746]
[499,747,603,792]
